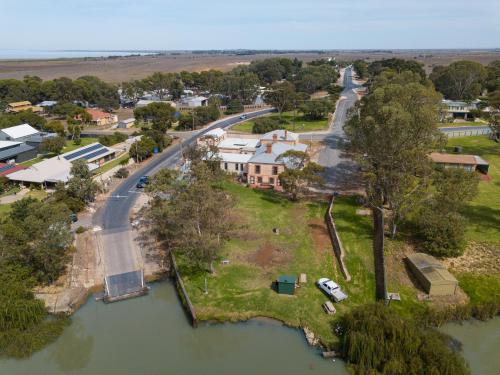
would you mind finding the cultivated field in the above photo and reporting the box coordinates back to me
[1,50,499,82]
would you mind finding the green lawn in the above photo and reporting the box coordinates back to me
[179,184,348,347]
[94,153,129,175]
[0,190,48,220]
[438,120,488,128]
[231,112,329,133]
[445,136,500,245]
[21,138,99,167]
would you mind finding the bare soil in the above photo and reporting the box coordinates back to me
[308,219,331,254]
[248,242,290,268]
[1,50,499,82]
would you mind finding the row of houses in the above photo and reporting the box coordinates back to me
[198,128,308,190]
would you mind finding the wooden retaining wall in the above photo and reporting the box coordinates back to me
[325,196,351,281]
[170,252,198,327]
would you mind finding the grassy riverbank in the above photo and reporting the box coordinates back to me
[178,184,355,346]
[178,136,499,345]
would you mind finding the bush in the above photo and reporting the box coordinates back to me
[75,226,87,234]
[339,303,469,375]
[225,99,244,114]
[252,117,285,134]
[119,156,130,166]
[98,131,128,146]
[114,167,129,179]
[417,203,467,257]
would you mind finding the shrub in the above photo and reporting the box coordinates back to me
[225,99,244,114]
[114,167,129,179]
[339,303,469,375]
[98,131,128,146]
[75,226,87,234]
[416,203,467,257]
[252,117,285,134]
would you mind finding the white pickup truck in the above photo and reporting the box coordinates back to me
[317,278,348,302]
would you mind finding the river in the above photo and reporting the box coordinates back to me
[0,282,347,375]
[0,282,498,375]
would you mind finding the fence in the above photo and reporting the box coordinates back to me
[442,127,491,138]
[325,196,351,281]
[170,252,198,327]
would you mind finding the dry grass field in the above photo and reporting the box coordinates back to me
[1,50,499,82]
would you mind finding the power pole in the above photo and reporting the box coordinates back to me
[373,206,387,301]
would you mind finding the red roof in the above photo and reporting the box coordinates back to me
[85,108,113,121]
[0,163,26,177]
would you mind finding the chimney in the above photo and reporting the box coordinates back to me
[266,143,272,154]
[285,130,288,140]
[272,133,278,143]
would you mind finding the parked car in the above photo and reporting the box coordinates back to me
[136,176,150,188]
[317,278,348,302]
[69,213,78,223]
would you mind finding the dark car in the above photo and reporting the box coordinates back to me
[69,213,78,223]
[136,176,150,188]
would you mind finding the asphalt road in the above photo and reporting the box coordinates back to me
[93,108,274,278]
[311,66,361,189]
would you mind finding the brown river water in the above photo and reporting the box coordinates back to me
[0,282,497,374]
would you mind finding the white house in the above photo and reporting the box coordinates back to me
[179,96,208,108]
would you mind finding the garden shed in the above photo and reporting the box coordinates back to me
[277,275,296,295]
[406,253,458,296]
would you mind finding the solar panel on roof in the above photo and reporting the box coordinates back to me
[82,148,111,161]
[64,143,104,160]
[0,164,15,173]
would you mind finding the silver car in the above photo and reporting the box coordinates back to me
[317,278,348,302]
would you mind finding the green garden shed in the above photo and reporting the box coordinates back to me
[277,275,296,295]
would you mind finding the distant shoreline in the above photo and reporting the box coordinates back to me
[1,49,499,83]
[0,48,498,61]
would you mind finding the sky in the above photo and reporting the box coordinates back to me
[0,0,499,50]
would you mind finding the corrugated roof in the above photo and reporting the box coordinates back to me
[249,142,308,165]
[262,129,299,142]
[0,124,39,139]
[8,101,31,107]
[218,137,260,150]
[0,141,22,150]
[406,253,457,284]
[0,144,35,161]
[204,128,226,138]
[218,152,253,164]
[0,163,26,176]
[429,152,478,165]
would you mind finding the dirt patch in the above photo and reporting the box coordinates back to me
[309,219,331,253]
[443,242,500,275]
[248,242,290,268]
[385,241,469,306]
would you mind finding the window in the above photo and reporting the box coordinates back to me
[255,165,261,174]
[257,177,262,184]
[235,163,239,171]
[240,163,244,171]
[224,162,228,170]
[269,177,274,185]
[277,178,281,186]
[272,166,278,175]
[250,176,255,184]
